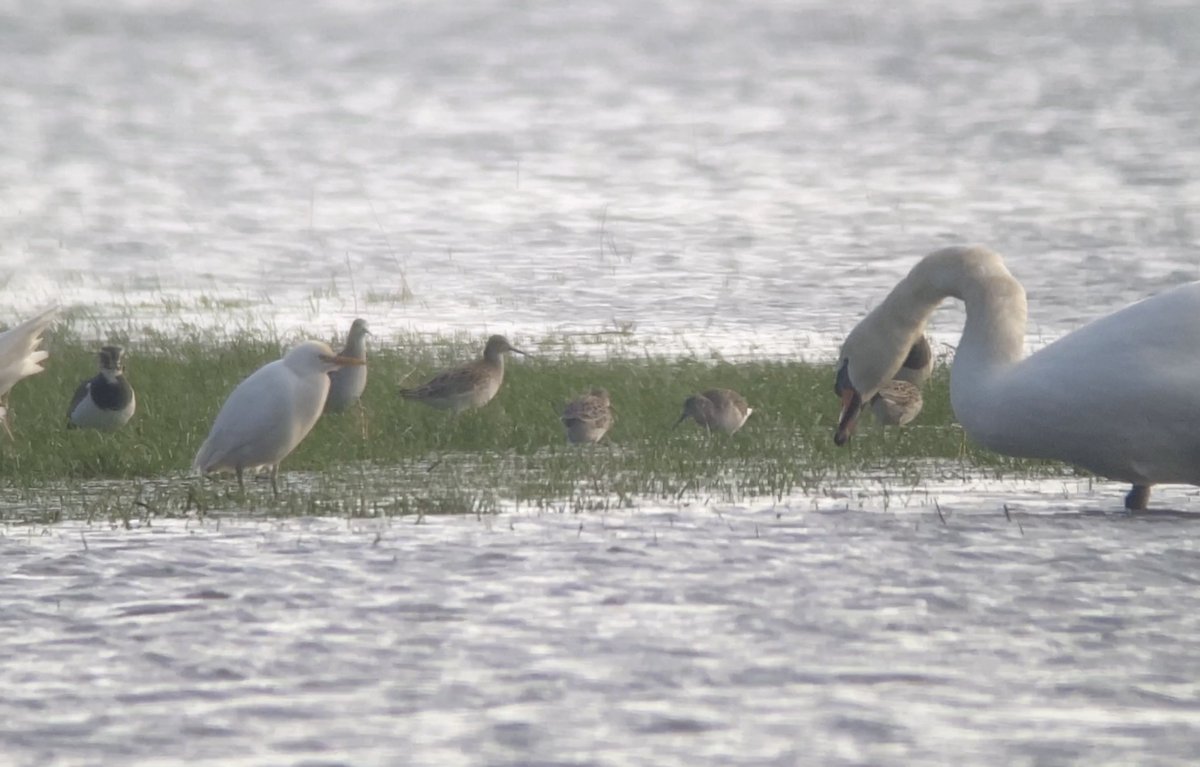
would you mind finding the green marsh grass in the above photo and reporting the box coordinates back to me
[0,328,1076,522]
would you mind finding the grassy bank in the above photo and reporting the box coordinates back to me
[0,328,1072,520]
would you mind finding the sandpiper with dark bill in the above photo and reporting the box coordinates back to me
[67,345,136,432]
[399,334,526,413]
[0,306,59,438]
[325,318,370,413]
[674,389,753,434]
[561,387,614,444]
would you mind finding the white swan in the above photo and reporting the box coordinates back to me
[833,245,1200,511]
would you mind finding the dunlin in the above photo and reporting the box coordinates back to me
[561,387,614,444]
[869,336,932,427]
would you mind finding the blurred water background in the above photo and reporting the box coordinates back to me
[2,0,1197,355]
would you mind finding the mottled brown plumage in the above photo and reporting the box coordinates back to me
[870,380,923,426]
[561,387,614,443]
[871,336,933,426]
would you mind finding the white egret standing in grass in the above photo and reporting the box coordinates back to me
[193,340,364,493]
[0,306,59,437]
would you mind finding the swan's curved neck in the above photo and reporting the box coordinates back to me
[904,251,1027,377]
[844,247,1030,441]
[901,248,1028,445]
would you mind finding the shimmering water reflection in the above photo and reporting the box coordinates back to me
[4,496,1200,765]
[2,0,1200,357]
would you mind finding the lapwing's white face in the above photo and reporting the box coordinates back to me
[99,346,125,383]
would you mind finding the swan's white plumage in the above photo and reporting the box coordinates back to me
[0,306,59,400]
[960,278,1200,485]
[193,340,362,486]
[836,245,1200,507]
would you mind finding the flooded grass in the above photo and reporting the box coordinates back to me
[0,328,1076,521]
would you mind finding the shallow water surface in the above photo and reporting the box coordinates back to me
[4,493,1200,766]
[2,0,1199,355]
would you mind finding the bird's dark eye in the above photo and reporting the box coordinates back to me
[834,359,852,396]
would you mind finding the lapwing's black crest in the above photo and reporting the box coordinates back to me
[67,345,136,431]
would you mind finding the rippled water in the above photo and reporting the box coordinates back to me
[5,0,1200,763]
[4,498,1200,766]
[2,0,1199,355]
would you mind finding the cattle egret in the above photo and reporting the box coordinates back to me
[193,340,364,493]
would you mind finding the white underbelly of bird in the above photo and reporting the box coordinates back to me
[69,387,136,432]
[869,381,922,426]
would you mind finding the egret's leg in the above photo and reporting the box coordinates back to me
[236,467,245,492]
[270,465,280,496]
[1125,484,1150,511]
